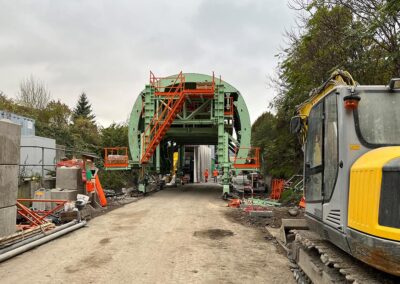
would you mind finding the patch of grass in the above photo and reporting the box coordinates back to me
[279,188,303,206]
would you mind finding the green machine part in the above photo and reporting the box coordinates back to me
[128,73,252,194]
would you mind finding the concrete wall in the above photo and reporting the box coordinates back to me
[0,119,20,237]
[0,119,21,165]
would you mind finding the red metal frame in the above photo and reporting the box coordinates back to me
[16,199,68,227]
[233,147,260,169]
[104,147,129,168]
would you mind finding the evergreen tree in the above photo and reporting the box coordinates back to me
[72,92,95,122]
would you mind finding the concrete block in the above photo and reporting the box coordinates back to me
[0,205,16,237]
[56,167,83,192]
[0,119,21,165]
[0,165,18,208]
[50,189,78,208]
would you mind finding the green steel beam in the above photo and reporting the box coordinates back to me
[127,73,253,194]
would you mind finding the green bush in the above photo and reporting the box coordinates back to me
[98,170,133,190]
[279,188,303,206]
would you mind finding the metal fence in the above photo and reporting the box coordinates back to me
[19,145,97,186]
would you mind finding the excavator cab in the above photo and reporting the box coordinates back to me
[289,72,400,277]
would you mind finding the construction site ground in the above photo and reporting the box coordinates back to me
[0,183,294,284]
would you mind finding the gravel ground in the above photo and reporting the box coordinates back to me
[0,184,294,284]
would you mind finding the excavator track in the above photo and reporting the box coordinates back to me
[287,230,398,284]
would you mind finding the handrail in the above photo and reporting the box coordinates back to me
[141,71,216,163]
[104,147,129,168]
[233,147,260,169]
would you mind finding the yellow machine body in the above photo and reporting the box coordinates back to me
[348,147,400,242]
[292,70,400,276]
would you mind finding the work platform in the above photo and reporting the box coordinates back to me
[106,72,258,195]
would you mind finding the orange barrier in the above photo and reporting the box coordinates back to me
[228,199,241,208]
[299,196,306,208]
[270,179,285,200]
[95,175,107,207]
[86,180,95,193]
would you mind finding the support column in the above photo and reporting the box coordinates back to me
[156,145,160,172]
[215,84,230,194]
[222,133,230,194]
[178,146,185,175]
[139,85,155,193]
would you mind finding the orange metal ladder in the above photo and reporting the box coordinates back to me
[141,72,215,164]
[141,72,186,164]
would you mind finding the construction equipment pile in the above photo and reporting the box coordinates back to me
[0,119,139,262]
[227,175,305,229]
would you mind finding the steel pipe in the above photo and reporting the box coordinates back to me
[0,220,79,255]
[0,220,86,263]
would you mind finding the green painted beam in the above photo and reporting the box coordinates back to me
[127,72,253,194]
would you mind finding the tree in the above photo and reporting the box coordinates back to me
[70,117,99,153]
[316,0,400,75]
[72,92,95,122]
[100,123,129,150]
[17,75,50,110]
[35,100,74,147]
[258,3,398,178]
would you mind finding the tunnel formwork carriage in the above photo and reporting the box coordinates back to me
[106,72,258,195]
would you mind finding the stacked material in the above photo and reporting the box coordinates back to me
[0,120,21,237]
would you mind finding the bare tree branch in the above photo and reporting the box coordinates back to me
[17,75,51,109]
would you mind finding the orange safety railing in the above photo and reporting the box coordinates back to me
[150,71,185,96]
[104,147,129,168]
[270,179,285,200]
[150,71,215,97]
[141,71,216,164]
[233,147,260,169]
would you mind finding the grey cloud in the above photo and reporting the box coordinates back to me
[0,0,295,126]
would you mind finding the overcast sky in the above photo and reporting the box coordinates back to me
[0,0,296,126]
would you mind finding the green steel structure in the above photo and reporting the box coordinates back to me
[126,72,253,194]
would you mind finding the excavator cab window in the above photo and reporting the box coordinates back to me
[305,93,339,205]
[323,94,338,201]
[355,90,400,146]
[305,102,323,203]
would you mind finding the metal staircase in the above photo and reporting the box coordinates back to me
[141,72,185,164]
[141,72,215,164]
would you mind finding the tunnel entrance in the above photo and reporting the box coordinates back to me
[105,72,258,195]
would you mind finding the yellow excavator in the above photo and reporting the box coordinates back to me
[285,70,400,283]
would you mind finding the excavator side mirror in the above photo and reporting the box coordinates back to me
[290,116,302,134]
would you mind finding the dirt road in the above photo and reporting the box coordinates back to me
[0,184,294,284]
